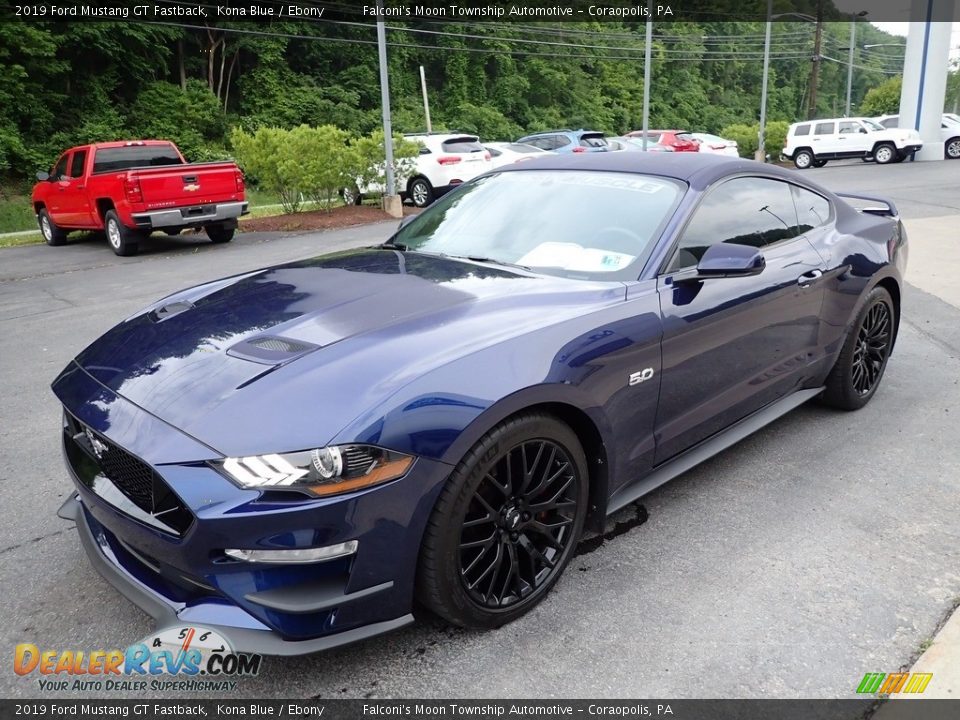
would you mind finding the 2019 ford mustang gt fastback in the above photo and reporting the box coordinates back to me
[53,153,906,655]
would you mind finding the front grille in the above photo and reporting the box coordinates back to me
[95,434,154,510]
[64,413,193,536]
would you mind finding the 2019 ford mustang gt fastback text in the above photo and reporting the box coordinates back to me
[53,153,906,655]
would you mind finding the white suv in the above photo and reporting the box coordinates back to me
[402,133,493,207]
[874,114,960,160]
[783,117,923,169]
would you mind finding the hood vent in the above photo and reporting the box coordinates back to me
[227,335,319,365]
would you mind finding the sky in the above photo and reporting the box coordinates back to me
[870,22,960,62]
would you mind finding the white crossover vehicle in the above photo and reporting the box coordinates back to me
[783,117,923,168]
[874,114,960,160]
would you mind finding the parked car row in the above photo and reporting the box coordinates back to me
[389,127,743,209]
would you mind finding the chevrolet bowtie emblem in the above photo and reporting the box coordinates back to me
[183,183,200,192]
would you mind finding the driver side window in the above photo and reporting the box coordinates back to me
[52,154,69,180]
[666,177,801,272]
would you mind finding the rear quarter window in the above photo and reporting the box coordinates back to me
[793,124,811,136]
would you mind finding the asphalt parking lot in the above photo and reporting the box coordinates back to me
[1,159,959,699]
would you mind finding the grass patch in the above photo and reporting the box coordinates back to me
[0,195,37,234]
[0,232,44,248]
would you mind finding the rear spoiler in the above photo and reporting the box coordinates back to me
[834,191,899,218]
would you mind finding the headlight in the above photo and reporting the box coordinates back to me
[214,444,413,497]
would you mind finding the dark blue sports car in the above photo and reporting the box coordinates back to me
[53,153,906,655]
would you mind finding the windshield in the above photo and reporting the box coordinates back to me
[862,119,885,132]
[393,170,684,280]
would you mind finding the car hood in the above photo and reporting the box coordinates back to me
[71,248,625,456]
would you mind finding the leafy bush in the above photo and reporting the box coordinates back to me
[230,125,419,212]
[720,120,789,159]
[859,76,902,117]
[231,126,302,212]
[345,130,419,198]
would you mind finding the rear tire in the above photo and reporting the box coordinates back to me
[104,210,140,257]
[820,286,895,411]
[793,149,814,169]
[206,224,234,244]
[416,413,588,629]
[408,177,434,208]
[38,209,67,246]
[873,143,896,165]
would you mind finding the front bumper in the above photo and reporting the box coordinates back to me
[59,495,414,655]
[52,363,453,656]
[131,201,248,230]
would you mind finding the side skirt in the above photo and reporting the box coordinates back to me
[606,387,824,515]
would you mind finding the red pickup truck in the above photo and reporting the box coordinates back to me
[32,140,247,256]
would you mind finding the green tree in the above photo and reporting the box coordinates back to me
[859,77,903,117]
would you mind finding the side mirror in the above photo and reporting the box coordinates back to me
[676,243,766,284]
[697,242,765,277]
[36,171,50,182]
[859,127,868,134]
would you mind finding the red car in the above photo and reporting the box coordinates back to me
[625,129,700,152]
[32,140,247,256]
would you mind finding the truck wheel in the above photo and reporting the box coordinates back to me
[793,149,814,169]
[206,225,234,244]
[38,209,68,246]
[873,143,896,165]
[104,210,140,257]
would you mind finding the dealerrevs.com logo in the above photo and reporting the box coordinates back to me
[14,626,262,692]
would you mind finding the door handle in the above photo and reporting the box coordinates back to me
[797,269,823,287]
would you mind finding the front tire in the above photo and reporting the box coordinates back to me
[820,286,895,411]
[793,149,814,169]
[812,159,828,168]
[416,413,588,629]
[38,209,67,246]
[873,143,896,165]
[104,210,140,256]
[945,137,960,159]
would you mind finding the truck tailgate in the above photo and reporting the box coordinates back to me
[135,163,241,209]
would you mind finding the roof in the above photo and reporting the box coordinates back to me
[494,150,800,189]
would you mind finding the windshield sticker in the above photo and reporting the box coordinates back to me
[518,243,635,273]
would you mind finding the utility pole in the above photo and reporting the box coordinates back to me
[419,65,432,133]
[375,0,401,218]
[641,0,653,150]
[845,21,856,115]
[756,0,772,162]
[806,0,823,120]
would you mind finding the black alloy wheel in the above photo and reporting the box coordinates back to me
[851,301,892,396]
[458,439,579,609]
[821,286,895,410]
[416,414,588,628]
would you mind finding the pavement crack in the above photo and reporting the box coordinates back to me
[902,314,960,360]
[0,527,72,557]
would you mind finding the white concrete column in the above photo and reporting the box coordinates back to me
[898,4,955,161]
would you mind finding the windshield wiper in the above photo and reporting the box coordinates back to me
[452,255,532,271]
[377,241,407,251]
